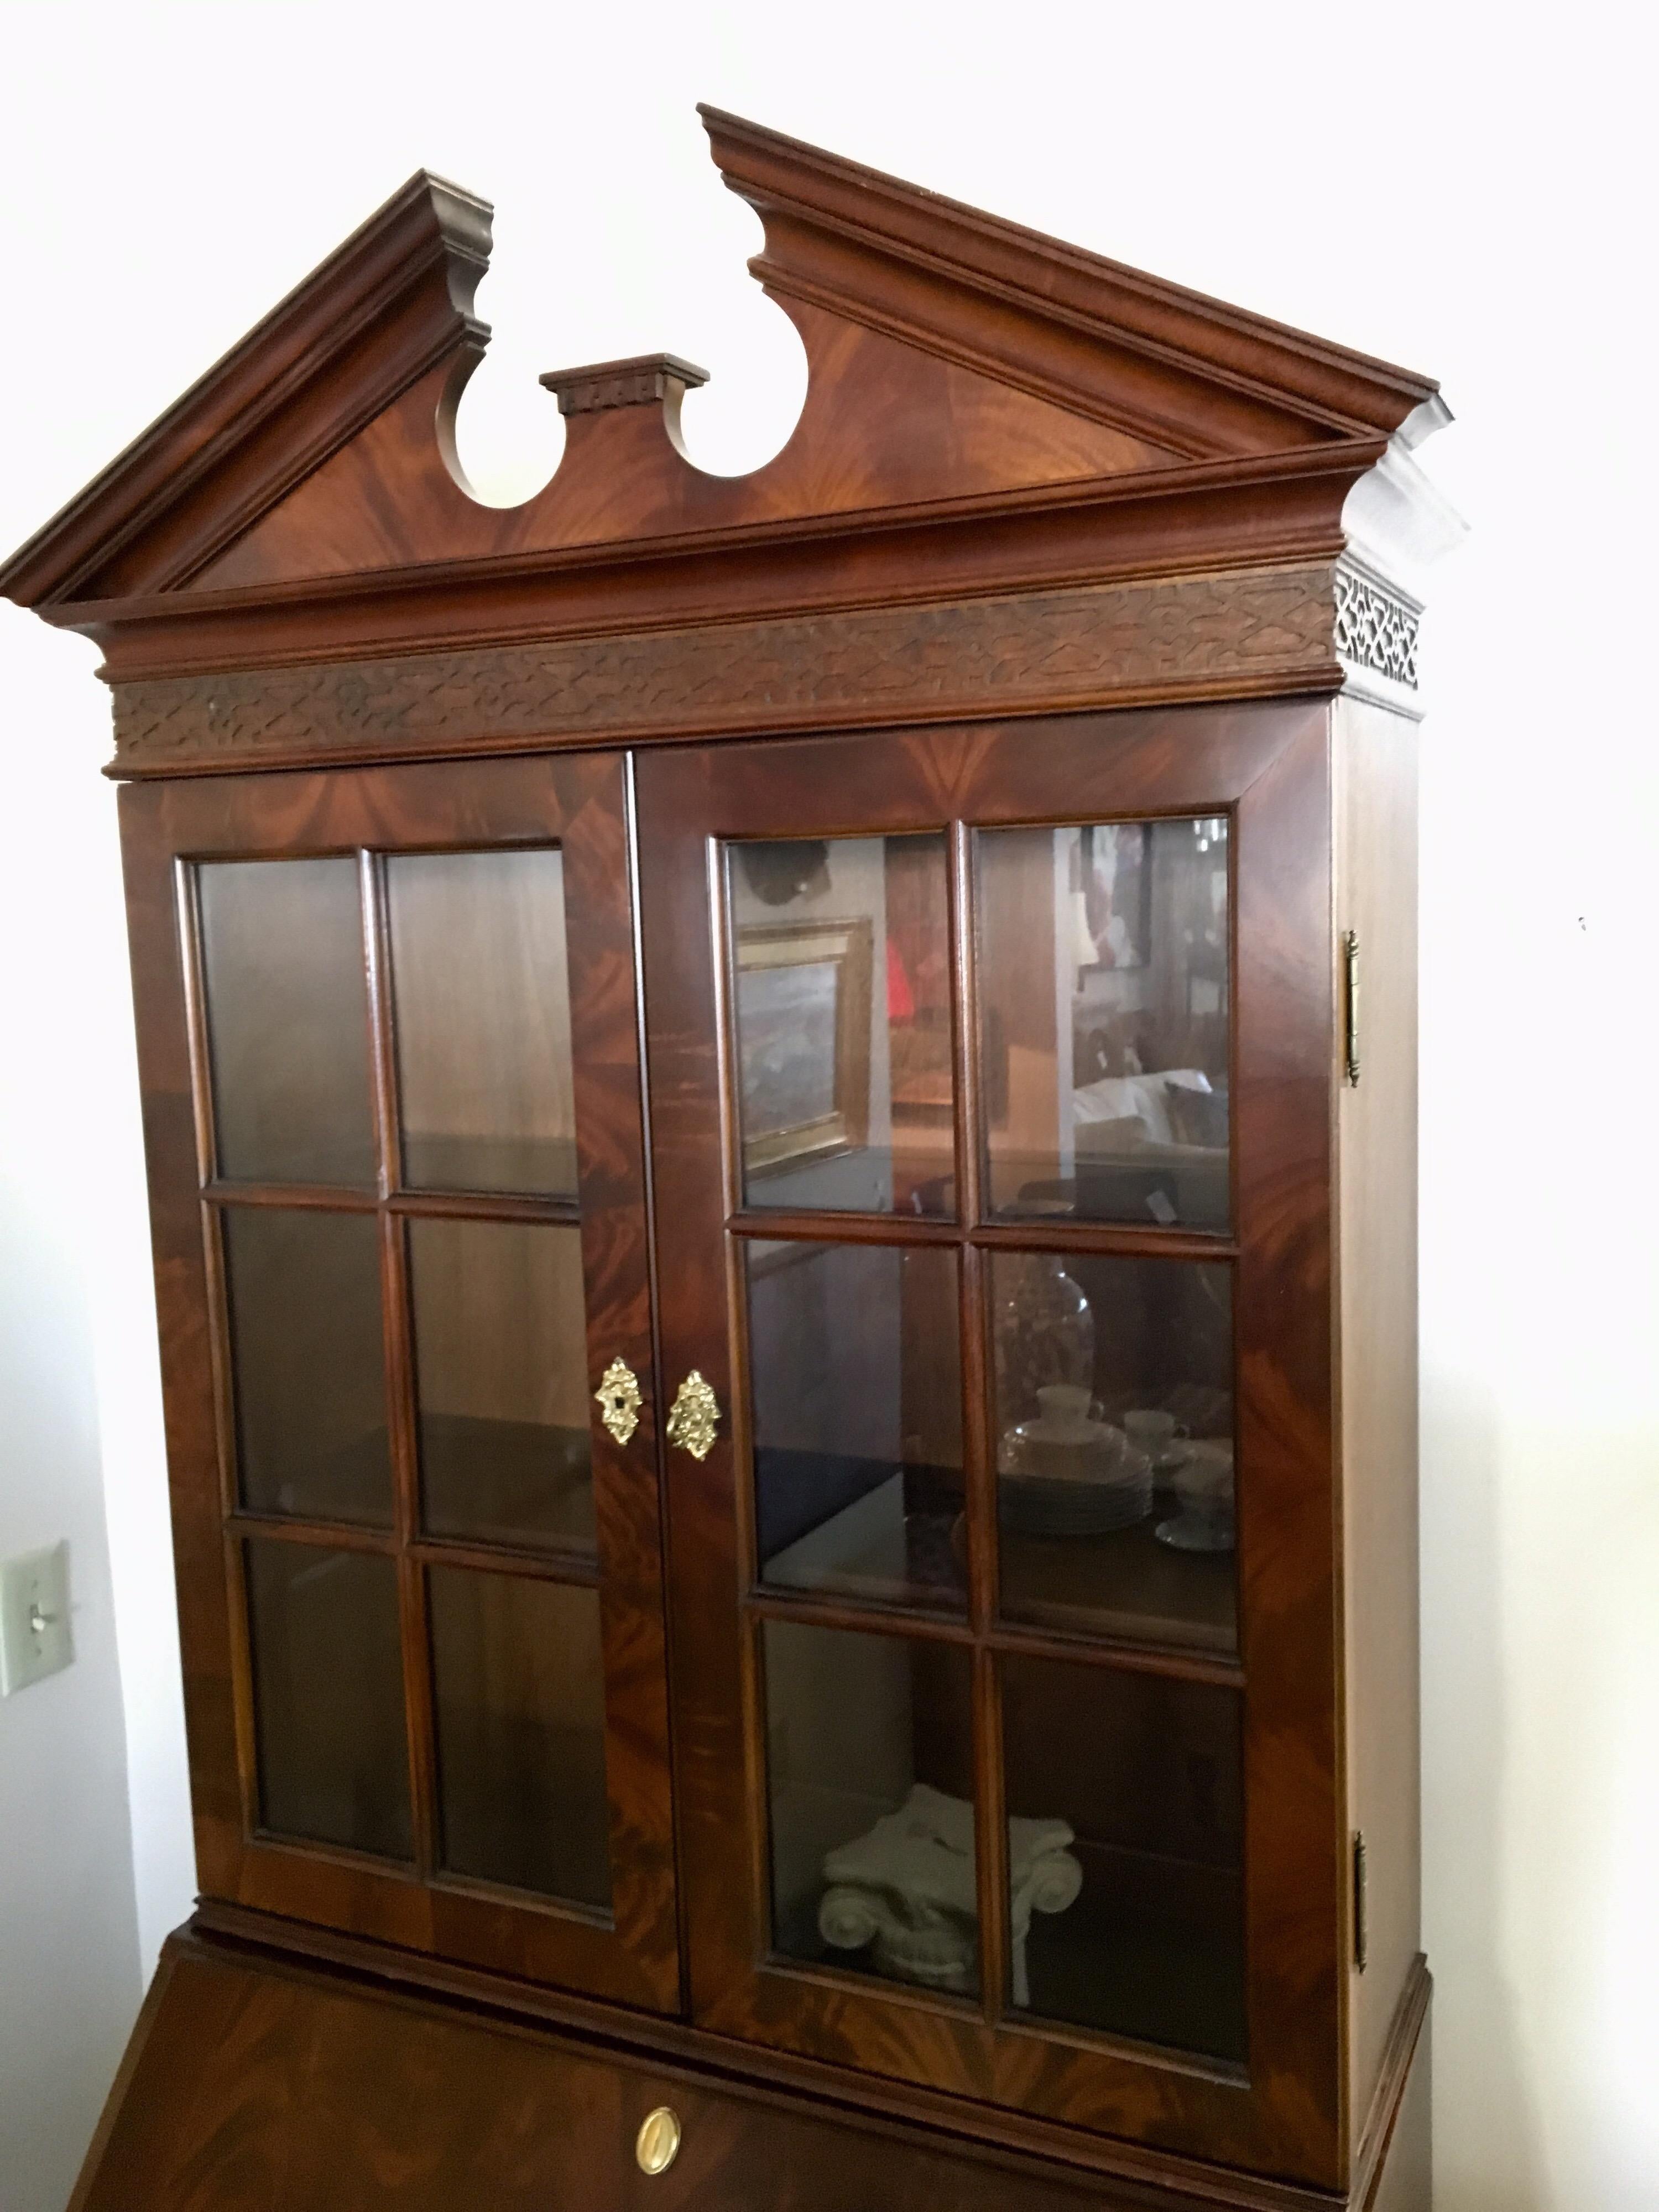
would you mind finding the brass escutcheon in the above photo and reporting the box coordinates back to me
[665,1370,720,1460]
[594,1357,643,1447]
[635,2105,682,2176]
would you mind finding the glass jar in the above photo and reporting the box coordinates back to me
[993,1254,1094,1430]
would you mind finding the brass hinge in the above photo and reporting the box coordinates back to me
[1340,929,1361,1087]
[1353,1831,1369,1972]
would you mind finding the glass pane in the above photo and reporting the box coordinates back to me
[245,1539,410,1859]
[747,1240,963,1614]
[224,1208,392,1528]
[429,1568,610,1908]
[410,1218,594,1554]
[388,848,577,1197]
[199,858,375,1187]
[1001,1655,1244,2060]
[729,834,954,1216]
[763,1620,976,1992]
[977,818,1229,1229]
[990,1250,1235,1655]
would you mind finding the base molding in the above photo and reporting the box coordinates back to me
[73,1913,1430,2211]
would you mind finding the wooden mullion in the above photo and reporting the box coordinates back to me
[961,1237,1011,2025]
[204,1180,379,1213]
[387,1188,580,1225]
[408,1536,602,1587]
[958,1242,997,1644]
[173,859,219,1189]
[742,1585,974,1647]
[227,1512,397,1556]
[949,820,983,1228]
[176,861,265,1849]
[361,847,438,1884]
[972,1642,1011,2025]
[951,823,1011,2026]
[969,1219,1239,1262]
[385,1206,438,1881]
[362,848,402,1201]
[197,1199,241,1526]
[986,1617,1245,1692]
[221,1526,263,1846]
[726,1207,958,1246]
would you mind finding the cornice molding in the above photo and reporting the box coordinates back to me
[67,444,1375,685]
[110,562,1340,775]
[702,107,1441,452]
[3,113,1450,636]
[0,172,492,607]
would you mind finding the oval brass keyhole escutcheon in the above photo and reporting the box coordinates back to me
[665,1370,720,1460]
[635,2105,682,2176]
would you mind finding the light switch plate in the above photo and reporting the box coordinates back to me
[0,1542,74,1695]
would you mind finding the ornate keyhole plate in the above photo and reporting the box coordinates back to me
[666,1370,721,1460]
[594,1357,643,1447]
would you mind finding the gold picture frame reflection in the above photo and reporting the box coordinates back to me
[735,919,873,1176]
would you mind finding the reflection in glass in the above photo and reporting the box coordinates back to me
[388,848,577,1196]
[224,1208,392,1527]
[246,1540,410,1859]
[990,1249,1234,1652]
[1002,1655,1244,2060]
[747,1240,963,1613]
[199,858,375,1187]
[763,1620,976,1991]
[429,1568,610,1907]
[409,1218,594,1554]
[729,835,954,1216]
[977,818,1229,1228]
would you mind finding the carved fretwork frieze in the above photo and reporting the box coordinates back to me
[1333,561,1420,688]
[111,564,1340,771]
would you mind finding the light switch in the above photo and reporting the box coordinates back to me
[0,1542,74,1695]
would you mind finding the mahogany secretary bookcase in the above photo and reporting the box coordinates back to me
[1,110,1457,2212]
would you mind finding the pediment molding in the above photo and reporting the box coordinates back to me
[0,173,491,608]
[702,106,1438,456]
[1,110,1454,716]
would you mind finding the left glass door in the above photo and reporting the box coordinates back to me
[121,752,677,2011]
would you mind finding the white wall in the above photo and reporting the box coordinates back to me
[0,615,162,2208]
[1,2,1654,2205]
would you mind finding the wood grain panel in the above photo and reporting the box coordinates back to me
[196,302,1173,594]
[8,103,1450,2212]
[71,1930,1423,2212]
[1332,694,1422,2146]
[118,753,677,2010]
[638,698,1347,2186]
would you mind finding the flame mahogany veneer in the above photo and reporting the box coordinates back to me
[2,107,1450,2212]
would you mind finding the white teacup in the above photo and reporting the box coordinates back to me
[1123,1408,1188,1464]
[1171,1440,1234,1543]
[1003,1385,1127,1481]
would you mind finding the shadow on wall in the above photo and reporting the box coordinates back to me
[1420,1371,1545,2211]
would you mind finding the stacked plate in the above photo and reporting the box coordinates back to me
[998,1444,1153,1538]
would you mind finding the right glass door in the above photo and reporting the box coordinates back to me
[640,701,1346,2187]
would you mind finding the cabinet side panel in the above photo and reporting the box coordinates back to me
[1334,693,1421,2148]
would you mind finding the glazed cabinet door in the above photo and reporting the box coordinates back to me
[122,753,677,2011]
[637,703,1344,2183]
